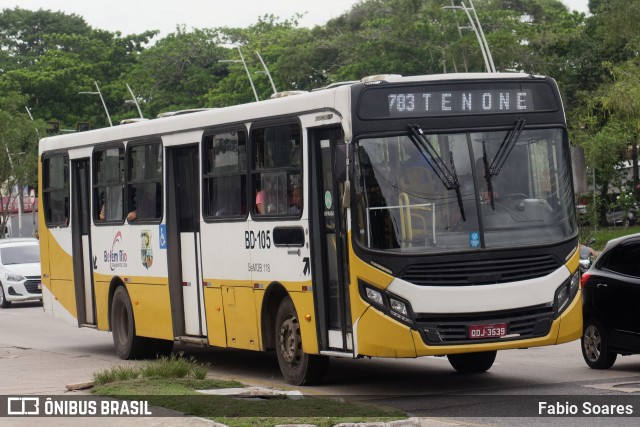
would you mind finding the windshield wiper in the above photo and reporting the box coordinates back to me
[482,141,495,210]
[488,119,526,176]
[407,124,465,222]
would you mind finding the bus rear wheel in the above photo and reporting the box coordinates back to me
[111,286,147,359]
[447,350,497,373]
[275,296,328,385]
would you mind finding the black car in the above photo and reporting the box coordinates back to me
[581,233,640,369]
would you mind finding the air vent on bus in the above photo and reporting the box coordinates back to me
[399,254,561,286]
[360,74,402,83]
[157,108,213,118]
[270,91,308,99]
[120,118,149,125]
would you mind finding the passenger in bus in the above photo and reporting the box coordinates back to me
[290,186,302,214]
[256,189,265,214]
[98,192,107,221]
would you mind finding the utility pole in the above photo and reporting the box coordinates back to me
[255,51,277,95]
[443,1,496,73]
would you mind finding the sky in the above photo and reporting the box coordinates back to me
[1,0,590,37]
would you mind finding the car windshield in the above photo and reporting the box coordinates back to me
[1,245,40,265]
[353,128,576,252]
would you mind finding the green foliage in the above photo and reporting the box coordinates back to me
[93,353,213,386]
[140,353,210,380]
[93,365,140,386]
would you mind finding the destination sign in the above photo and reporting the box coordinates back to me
[357,81,559,119]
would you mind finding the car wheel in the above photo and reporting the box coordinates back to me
[447,350,497,373]
[581,318,617,369]
[111,286,147,359]
[0,283,12,308]
[275,296,329,385]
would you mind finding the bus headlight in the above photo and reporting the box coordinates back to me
[365,287,384,306]
[360,280,414,326]
[390,298,408,316]
[554,272,579,318]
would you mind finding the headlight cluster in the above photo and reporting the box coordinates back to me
[360,280,413,325]
[5,273,25,283]
[554,271,579,317]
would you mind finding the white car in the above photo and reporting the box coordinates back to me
[0,238,42,308]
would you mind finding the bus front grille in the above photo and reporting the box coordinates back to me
[399,255,560,286]
[415,305,554,345]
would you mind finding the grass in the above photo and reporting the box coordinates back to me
[579,224,640,252]
[91,354,405,427]
[93,352,211,385]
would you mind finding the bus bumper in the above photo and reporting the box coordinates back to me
[355,290,582,358]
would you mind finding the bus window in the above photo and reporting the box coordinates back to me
[251,123,302,216]
[94,146,124,223]
[43,155,70,227]
[127,142,163,222]
[203,130,247,218]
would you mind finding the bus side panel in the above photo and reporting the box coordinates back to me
[204,287,227,347]
[356,307,416,357]
[42,228,77,322]
[126,282,173,340]
[289,290,319,355]
[222,286,260,350]
[93,278,110,331]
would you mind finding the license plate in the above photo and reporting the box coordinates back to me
[37,283,42,290]
[469,323,507,339]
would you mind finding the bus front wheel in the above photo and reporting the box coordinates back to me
[275,296,328,385]
[447,350,497,373]
[111,286,147,359]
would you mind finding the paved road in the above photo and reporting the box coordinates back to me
[2,303,640,426]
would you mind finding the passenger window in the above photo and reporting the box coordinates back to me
[203,130,247,218]
[127,142,163,222]
[94,147,124,223]
[605,242,640,277]
[251,123,302,217]
[43,155,69,227]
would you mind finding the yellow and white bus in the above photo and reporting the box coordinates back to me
[38,73,582,385]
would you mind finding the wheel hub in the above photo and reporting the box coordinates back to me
[583,325,601,362]
[279,315,302,365]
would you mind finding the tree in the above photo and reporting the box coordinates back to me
[0,8,157,129]
[0,92,44,238]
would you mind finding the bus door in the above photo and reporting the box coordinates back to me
[310,127,352,352]
[166,145,206,337]
[71,158,96,326]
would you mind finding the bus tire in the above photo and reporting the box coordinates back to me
[111,286,146,359]
[275,296,329,385]
[447,350,497,373]
[0,284,12,308]
[582,317,617,369]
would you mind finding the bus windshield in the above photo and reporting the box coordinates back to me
[353,127,576,252]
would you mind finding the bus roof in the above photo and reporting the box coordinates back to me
[39,72,539,154]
